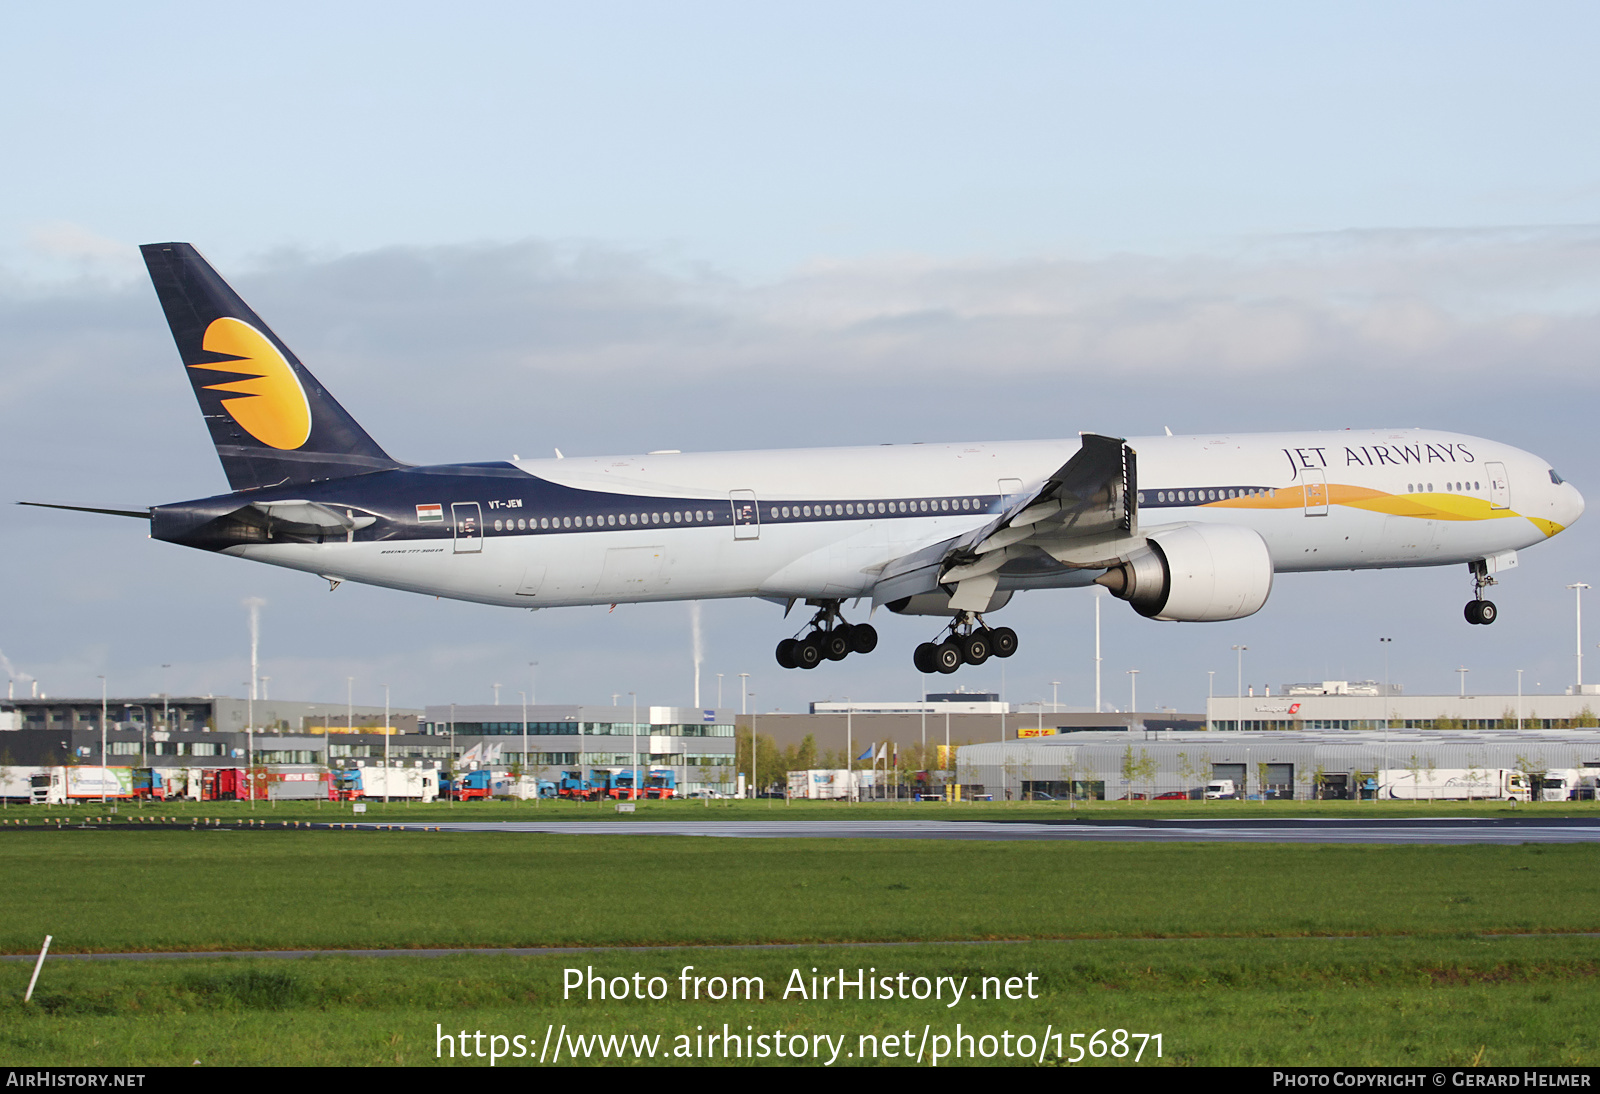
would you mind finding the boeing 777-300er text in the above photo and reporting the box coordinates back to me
[22,244,1586,674]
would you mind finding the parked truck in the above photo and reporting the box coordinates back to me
[642,768,677,799]
[336,766,440,803]
[608,769,645,800]
[1203,779,1238,800]
[557,769,595,800]
[1379,768,1530,801]
[444,769,494,801]
[30,766,135,804]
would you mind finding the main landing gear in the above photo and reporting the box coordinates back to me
[1465,560,1498,626]
[775,601,879,670]
[913,612,1018,675]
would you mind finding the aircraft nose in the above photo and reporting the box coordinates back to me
[1559,480,1586,530]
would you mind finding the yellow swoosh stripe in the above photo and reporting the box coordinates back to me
[1201,484,1562,537]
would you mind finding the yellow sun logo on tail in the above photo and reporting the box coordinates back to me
[192,318,312,450]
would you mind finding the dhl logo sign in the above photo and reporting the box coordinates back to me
[192,318,311,450]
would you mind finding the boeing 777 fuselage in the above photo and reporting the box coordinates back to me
[25,244,1586,676]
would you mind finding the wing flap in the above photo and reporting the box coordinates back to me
[870,433,1140,609]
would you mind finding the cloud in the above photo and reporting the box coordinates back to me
[202,226,1600,393]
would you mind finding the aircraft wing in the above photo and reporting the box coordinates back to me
[871,433,1142,611]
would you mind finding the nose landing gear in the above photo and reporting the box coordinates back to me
[1465,559,1498,625]
[774,600,878,669]
[913,612,1018,674]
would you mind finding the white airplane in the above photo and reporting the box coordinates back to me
[25,243,1586,675]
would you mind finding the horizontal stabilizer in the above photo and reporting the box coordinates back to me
[18,501,151,519]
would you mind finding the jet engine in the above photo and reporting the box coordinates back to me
[1096,524,1273,621]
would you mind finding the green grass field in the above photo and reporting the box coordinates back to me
[2,828,1597,1066]
[4,793,1596,824]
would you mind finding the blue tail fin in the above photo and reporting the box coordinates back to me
[141,242,402,491]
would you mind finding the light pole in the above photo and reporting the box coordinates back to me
[1568,584,1590,690]
[529,661,538,706]
[1379,638,1392,731]
[1050,680,1060,715]
[259,676,270,700]
[1127,669,1140,714]
[1516,669,1524,731]
[1457,666,1469,698]
[1206,670,1215,730]
[629,691,638,801]
[716,673,724,709]
[738,673,750,716]
[1094,590,1103,713]
[492,683,501,706]
[383,683,391,802]
[1233,645,1248,731]
[98,675,107,801]
[519,689,528,802]
[346,676,355,734]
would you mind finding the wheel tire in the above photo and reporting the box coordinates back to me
[1478,600,1497,625]
[796,636,824,670]
[1465,601,1482,625]
[960,631,991,665]
[913,642,940,674]
[775,638,799,669]
[824,627,852,661]
[850,623,879,654]
[990,626,1019,658]
[935,639,963,674]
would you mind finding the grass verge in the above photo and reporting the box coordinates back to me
[4,937,1598,1066]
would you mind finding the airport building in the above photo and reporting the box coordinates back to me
[958,728,1600,801]
[0,695,429,768]
[420,704,739,793]
[1206,681,1600,731]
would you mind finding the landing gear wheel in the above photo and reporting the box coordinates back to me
[935,639,964,674]
[850,623,879,654]
[989,626,1019,658]
[775,638,799,669]
[824,628,852,661]
[960,631,991,665]
[795,635,824,669]
[1465,600,1497,625]
[913,642,940,674]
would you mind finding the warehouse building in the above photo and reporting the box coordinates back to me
[1206,682,1600,731]
[957,728,1600,801]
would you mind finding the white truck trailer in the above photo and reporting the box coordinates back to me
[29,766,135,804]
[1379,768,1530,801]
[345,766,440,802]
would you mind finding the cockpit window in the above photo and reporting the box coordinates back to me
[1550,469,1566,485]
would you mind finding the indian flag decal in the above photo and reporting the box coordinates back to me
[416,504,444,523]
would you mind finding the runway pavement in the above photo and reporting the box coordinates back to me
[312,816,1600,844]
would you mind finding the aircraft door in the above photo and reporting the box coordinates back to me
[1302,471,1329,516]
[1486,462,1510,509]
[730,490,760,540]
[452,502,483,553]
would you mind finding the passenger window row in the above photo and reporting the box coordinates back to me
[485,496,995,533]
[1406,482,1480,493]
[1141,487,1274,506]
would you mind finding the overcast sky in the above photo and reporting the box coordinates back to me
[4,2,1600,716]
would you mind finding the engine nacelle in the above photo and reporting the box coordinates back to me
[1095,524,1273,621]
